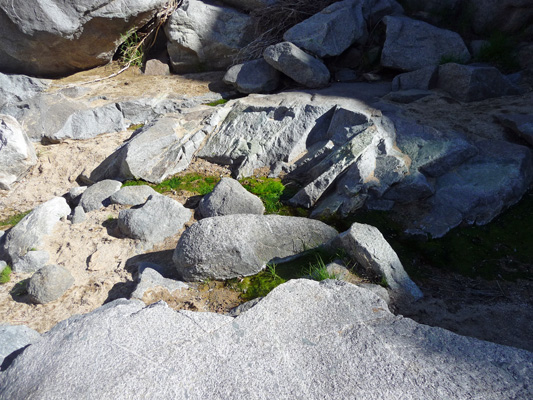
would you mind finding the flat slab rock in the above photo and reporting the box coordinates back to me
[0,280,531,399]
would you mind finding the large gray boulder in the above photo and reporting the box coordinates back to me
[1,280,532,399]
[381,16,470,71]
[79,180,122,212]
[90,110,217,183]
[437,63,522,102]
[0,115,37,190]
[0,325,40,370]
[328,222,423,303]
[0,0,169,77]
[173,215,338,280]
[1,197,71,270]
[283,0,368,58]
[110,185,160,206]
[27,265,75,304]
[198,177,265,218]
[223,59,280,94]
[263,42,331,88]
[118,195,192,246]
[164,0,254,73]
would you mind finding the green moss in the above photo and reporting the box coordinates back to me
[204,99,229,107]
[239,177,285,214]
[0,210,31,229]
[0,265,11,284]
[128,123,145,131]
[123,173,220,196]
[238,264,286,301]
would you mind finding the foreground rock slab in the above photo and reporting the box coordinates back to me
[0,325,40,370]
[173,215,338,280]
[1,280,531,399]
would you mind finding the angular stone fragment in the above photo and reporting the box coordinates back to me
[198,178,265,218]
[263,42,330,88]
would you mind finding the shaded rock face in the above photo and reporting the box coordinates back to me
[197,177,265,218]
[0,325,40,370]
[173,215,338,280]
[0,73,49,109]
[1,280,532,399]
[0,115,37,190]
[91,109,218,183]
[223,59,280,94]
[0,0,169,77]
[381,16,470,71]
[1,197,71,270]
[164,0,254,73]
[27,265,75,304]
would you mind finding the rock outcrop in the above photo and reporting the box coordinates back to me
[1,280,531,399]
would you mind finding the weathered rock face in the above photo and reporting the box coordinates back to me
[263,42,331,88]
[0,73,49,109]
[198,178,265,218]
[223,59,280,94]
[164,0,254,73]
[437,63,522,102]
[27,265,75,304]
[0,115,37,190]
[110,185,159,206]
[173,215,338,280]
[1,280,532,399]
[91,109,218,183]
[0,0,169,77]
[283,0,368,58]
[118,195,192,246]
[1,197,71,270]
[381,16,470,71]
[328,222,423,302]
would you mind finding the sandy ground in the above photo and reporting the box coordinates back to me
[1,68,532,353]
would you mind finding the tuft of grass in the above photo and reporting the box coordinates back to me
[118,31,144,68]
[0,210,31,229]
[123,173,220,196]
[305,254,337,281]
[476,31,520,73]
[204,99,229,107]
[0,265,12,284]
[128,123,145,131]
[379,276,389,288]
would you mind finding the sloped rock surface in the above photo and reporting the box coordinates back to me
[0,115,37,190]
[110,185,159,206]
[173,215,338,280]
[1,280,532,399]
[118,195,192,246]
[0,73,49,109]
[438,63,522,102]
[91,109,217,183]
[164,0,254,73]
[198,177,265,218]
[27,265,75,304]
[263,42,331,88]
[1,197,70,270]
[381,16,470,71]
[0,0,169,77]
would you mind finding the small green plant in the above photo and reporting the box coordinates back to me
[306,255,337,281]
[0,265,12,284]
[204,99,229,107]
[123,173,221,196]
[128,123,145,131]
[118,31,144,68]
[106,215,115,222]
[379,276,389,288]
[0,210,31,229]
[476,31,520,73]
